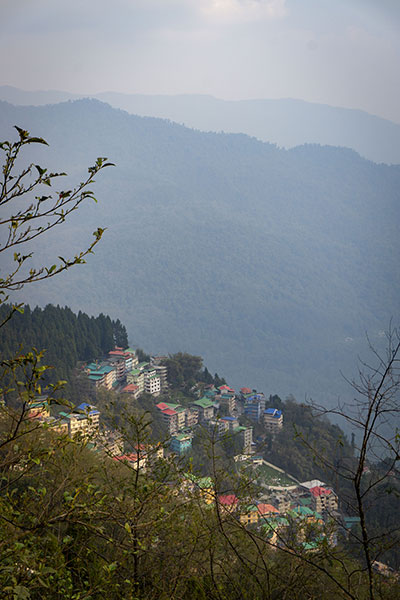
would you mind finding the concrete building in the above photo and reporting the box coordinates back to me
[263,408,283,433]
[309,486,338,514]
[170,432,192,455]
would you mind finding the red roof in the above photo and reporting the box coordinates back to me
[162,408,177,416]
[113,453,140,463]
[156,402,169,411]
[240,387,252,394]
[310,486,332,497]
[257,503,279,515]
[122,384,139,393]
[218,494,238,507]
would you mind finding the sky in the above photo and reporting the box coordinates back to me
[1,0,400,122]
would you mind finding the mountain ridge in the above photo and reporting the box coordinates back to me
[1,86,400,164]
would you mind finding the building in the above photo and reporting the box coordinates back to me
[219,393,236,415]
[243,393,265,422]
[170,432,192,455]
[263,408,283,433]
[60,403,100,438]
[85,363,117,390]
[121,383,140,398]
[144,373,161,396]
[127,368,145,393]
[218,494,238,514]
[28,396,50,420]
[220,415,239,431]
[257,503,280,519]
[309,486,338,513]
[234,425,253,453]
[191,397,215,421]
[185,408,199,428]
[153,364,168,391]
[240,505,259,526]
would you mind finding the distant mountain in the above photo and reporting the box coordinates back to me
[1,85,400,165]
[1,99,399,410]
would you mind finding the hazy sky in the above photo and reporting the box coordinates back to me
[1,0,399,122]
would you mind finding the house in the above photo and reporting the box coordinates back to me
[263,408,283,433]
[85,363,117,390]
[220,415,239,431]
[243,393,265,422]
[144,373,161,396]
[153,364,168,390]
[121,383,140,398]
[309,486,338,513]
[77,403,100,430]
[170,432,192,455]
[219,393,236,415]
[191,397,215,421]
[257,503,280,519]
[185,408,199,428]
[27,396,50,420]
[240,505,259,526]
[113,452,147,471]
[218,494,238,514]
[234,425,253,453]
[127,368,145,393]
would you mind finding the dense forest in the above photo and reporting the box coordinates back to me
[0,303,128,384]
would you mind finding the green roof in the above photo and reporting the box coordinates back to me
[193,397,214,409]
[299,497,312,506]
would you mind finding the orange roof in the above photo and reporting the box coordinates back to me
[122,384,139,393]
[257,503,279,515]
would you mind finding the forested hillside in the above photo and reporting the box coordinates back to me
[0,99,399,409]
[2,86,400,164]
[0,304,127,384]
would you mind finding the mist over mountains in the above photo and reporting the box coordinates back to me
[1,85,400,165]
[1,98,399,408]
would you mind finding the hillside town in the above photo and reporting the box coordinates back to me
[27,346,360,554]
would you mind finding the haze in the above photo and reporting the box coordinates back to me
[1,0,400,123]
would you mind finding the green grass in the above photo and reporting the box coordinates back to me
[255,463,296,487]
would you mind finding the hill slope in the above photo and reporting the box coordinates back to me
[1,86,400,164]
[1,99,399,406]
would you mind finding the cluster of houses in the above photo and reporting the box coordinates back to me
[183,471,355,551]
[25,350,362,555]
[155,384,257,455]
[83,347,168,398]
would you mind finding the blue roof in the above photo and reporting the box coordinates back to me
[264,408,282,417]
[221,416,236,421]
[77,402,100,415]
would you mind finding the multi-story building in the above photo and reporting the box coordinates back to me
[220,415,239,431]
[191,397,215,421]
[156,402,179,434]
[185,408,199,428]
[243,393,265,422]
[263,408,283,433]
[170,432,192,455]
[85,363,117,390]
[309,486,338,514]
[235,425,253,453]
[154,364,168,391]
[127,368,145,393]
[28,396,50,420]
[219,393,236,415]
[144,374,161,396]
[121,383,140,398]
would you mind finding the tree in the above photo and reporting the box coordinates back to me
[0,126,113,326]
